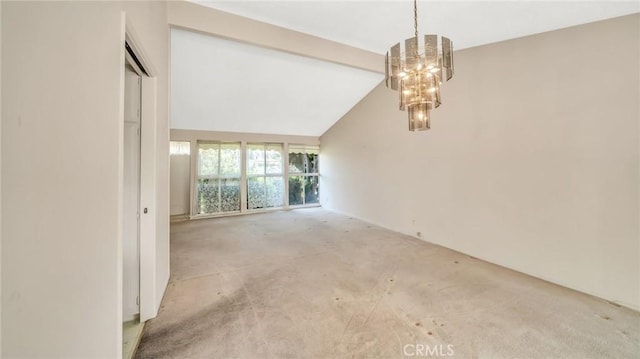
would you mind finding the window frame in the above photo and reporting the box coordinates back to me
[288,144,320,207]
[246,142,285,211]
[193,141,242,216]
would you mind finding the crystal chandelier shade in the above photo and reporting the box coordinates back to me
[385,1,454,131]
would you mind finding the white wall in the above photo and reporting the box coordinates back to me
[0,1,3,354]
[321,14,640,310]
[1,1,169,357]
[170,148,190,216]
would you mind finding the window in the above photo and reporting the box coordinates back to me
[169,141,190,155]
[190,140,318,217]
[288,145,319,206]
[246,143,284,210]
[196,142,241,215]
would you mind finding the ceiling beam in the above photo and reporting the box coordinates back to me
[167,0,384,74]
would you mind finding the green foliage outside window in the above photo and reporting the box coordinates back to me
[197,143,241,215]
[288,149,319,206]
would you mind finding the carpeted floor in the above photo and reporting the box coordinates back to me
[135,208,640,358]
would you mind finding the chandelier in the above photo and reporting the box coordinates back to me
[385,0,454,131]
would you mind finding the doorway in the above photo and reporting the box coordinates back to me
[122,20,163,359]
[123,62,141,322]
[123,59,144,359]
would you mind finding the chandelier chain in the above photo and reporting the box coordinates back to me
[414,0,418,39]
[413,0,419,57]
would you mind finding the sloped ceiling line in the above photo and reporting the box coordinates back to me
[192,0,640,53]
[167,0,384,73]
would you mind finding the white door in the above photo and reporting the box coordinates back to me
[123,64,141,321]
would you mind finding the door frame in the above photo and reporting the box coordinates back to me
[119,13,159,328]
[122,62,142,322]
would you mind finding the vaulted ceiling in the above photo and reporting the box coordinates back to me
[171,1,639,136]
[193,1,639,53]
[171,28,383,136]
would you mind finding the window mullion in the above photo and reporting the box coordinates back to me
[284,143,289,208]
[262,144,268,208]
[217,144,222,211]
[190,140,197,217]
[240,141,247,213]
[302,174,306,205]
